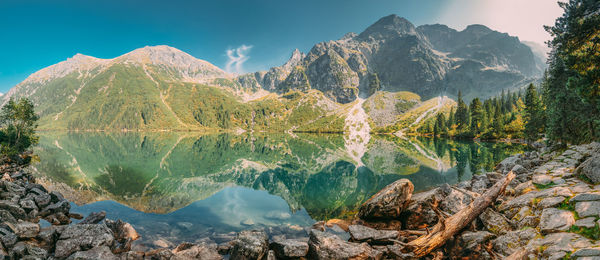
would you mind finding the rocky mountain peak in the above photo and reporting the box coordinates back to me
[281,49,305,71]
[357,14,417,41]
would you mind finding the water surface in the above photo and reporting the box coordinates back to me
[32,132,525,247]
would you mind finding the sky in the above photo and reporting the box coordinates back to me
[0,0,563,93]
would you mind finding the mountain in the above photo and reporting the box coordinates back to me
[243,15,543,103]
[3,15,544,131]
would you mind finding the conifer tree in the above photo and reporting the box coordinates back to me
[469,98,484,135]
[455,91,470,132]
[524,83,544,141]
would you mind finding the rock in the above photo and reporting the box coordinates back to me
[459,231,495,251]
[217,242,232,255]
[230,230,269,260]
[37,226,60,247]
[79,211,106,224]
[12,221,40,238]
[403,184,474,229]
[576,201,600,218]
[576,154,600,183]
[357,178,413,220]
[471,175,490,194]
[514,181,534,195]
[19,199,38,212]
[65,246,118,260]
[0,200,27,219]
[40,200,70,217]
[33,193,51,208]
[498,187,572,211]
[271,238,309,259]
[120,251,145,260]
[536,196,565,209]
[479,208,512,235]
[153,239,172,248]
[528,232,594,258]
[491,228,538,256]
[574,217,597,228]
[496,155,522,174]
[0,209,16,224]
[267,250,276,260]
[9,241,47,259]
[307,230,373,260]
[144,248,174,260]
[348,225,398,244]
[325,219,350,232]
[539,208,575,233]
[572,248,600,257]
[0,227,17,248]
[532,174,555,185]
[105,219,140,242]
[171,242,222,260]
[54,224,115,258]
[511,164,527,175]
[571,193,600,202]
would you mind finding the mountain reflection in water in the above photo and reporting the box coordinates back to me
[32,132,525,246]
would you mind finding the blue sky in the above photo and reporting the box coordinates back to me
[0,0,562,93]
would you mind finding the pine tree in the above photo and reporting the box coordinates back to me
[469,98,484,135]
[492,102,504,136]
[434,113,447,137]
[524,83,544,141]
[455,91,470,132]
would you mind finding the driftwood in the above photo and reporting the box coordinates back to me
[404,171,516,257]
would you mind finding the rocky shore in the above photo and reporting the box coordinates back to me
[1,142,600,259]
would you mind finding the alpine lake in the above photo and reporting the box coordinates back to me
[30,132,526,248]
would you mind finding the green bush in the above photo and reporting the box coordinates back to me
[0,98,39,157]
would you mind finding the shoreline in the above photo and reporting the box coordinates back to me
[1,142,599,259]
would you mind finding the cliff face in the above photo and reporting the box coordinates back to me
[242,15,544,103]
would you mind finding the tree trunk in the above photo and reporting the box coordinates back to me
[405,171,515,257]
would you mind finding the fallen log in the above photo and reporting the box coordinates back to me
[404,171,515,257]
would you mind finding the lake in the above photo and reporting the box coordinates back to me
[31,132,526,248]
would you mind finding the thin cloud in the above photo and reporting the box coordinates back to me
[225,45,253,74]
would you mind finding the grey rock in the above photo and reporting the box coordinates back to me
[308,230,373,260]
[536,196,565,209]
[492,228,538,256]
[33,194,51,208]
[0,209,16,224]
[230,230,269,260]
[13,221,40,238]
[539,208,575,233]
[511,164,527,175]
[171,242,222,260]
[357,178,413,220]
[0,227,17,248]
[348,225,398,243]
[66,246,118,260]
[54,224,115,258]
[471,175,490,194]
[40,200,70,217]
[574,217,597,228]
[479,208,512,235]
[271,238,309,259]
[496,155,522,174]
[498,187,572,211]
[577,154,600,184]
[571,193,600,202]
[19,199,38,212]
[79,211,106,224]
[572,248,600,257]
[528,232,594,258]
[144,248,174,260]
[0,200,27,219]
[576,201,600,218]
[459,231,495,251]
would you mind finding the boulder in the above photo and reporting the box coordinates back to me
[576,154,600,183]
[528,232,593,258]
[536,196,565,209]
[40,200,70,217]
[348,225,398,244]
[271,238,309,259]
[65,246,118,260]
[575,201,600,218]
[171,242,222,260]
[571,193,600,202]
[12,221,40,238]
[479,208,512,235]
[79,211,106,224]
[105,219,140,242]
[0,200,26,219]
[496,155,522,174]
[230,230,269,260]
[572,248,600,258]
[307,230,375,260]
[0,209,16,224]
[539,208,575,233]
[357,179,413,220]
[54,224,115,258]
[498,187,572,211]
[491,228,538,256]
[458,231,495,251]
[511,164,527,175]
[574,217,597,228]
[144,248,174,259]
[0,227,17,248]
[402,184,474,229]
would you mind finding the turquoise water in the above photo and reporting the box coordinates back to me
[32,132,525,247]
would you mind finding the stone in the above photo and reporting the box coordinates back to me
[105,219,140,242]
[271,238,309,259]
[574,217,597,228]
[348,225,398,243]
[539,208,575,233]
[514,181,534,195]
[403,185,474,229]
[79,211,106,224]
[496,155,522,174]
[577,154,600,184]
[536,196,565,209]
[308,230,373,260]
[491,228,538,256]
[498,187,572,211]
[171,243,222,260]
[0,209,16,224]
[576,201,600,218]
[511,164,527,175]
[13,221,40,238]
[0,200,27,219]
[0,228,17,248]
[64,246,118,260]
[478,208,512,235]
[471,175,490,194]
[325,219,350,232]
[54,224,115,258]
[357,178,413,220]
[19,199,38,212]
[459,231,495,251]
[230,230,269,260]
[571,193,600,202]
[40,200,70,217]
[153,239,171,248]
[528,232,594,258]
[33,194,51,208]
[144,248,174,259]
[572,248,600,257]
[37,226,60,246]
[532,174,555,185]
